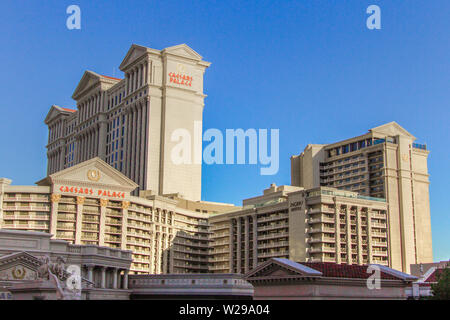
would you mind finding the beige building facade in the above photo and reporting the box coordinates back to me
[290,122,433,273]
[209,184,389,274]
[0,158,235,275]
[45,44,210,200]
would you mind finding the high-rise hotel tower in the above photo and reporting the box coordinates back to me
[291,122,432,272]
[45,44,210,200]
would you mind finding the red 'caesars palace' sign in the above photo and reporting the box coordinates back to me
[168,72,193,86]
[58,185,126,199]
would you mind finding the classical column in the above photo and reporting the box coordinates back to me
[134,104,142,186]
[129,107,136,180]
[100,266,106,289]
[144,62,148,85]
[86,265,94,283]
[137,64,142,88]
[49,194,61,238]
[98,116,107,160]
[59,145,65,170]
[123,270,129,289]
[75,196,85,244]
[139,102,147,190]
[124,110,131,176]
[99,199,108,246]
[112,268,118,289]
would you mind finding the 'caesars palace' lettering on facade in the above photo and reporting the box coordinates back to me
[58,185,126,199]
[168,72,193,86]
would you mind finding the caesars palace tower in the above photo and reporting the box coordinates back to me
[45,44,210,200]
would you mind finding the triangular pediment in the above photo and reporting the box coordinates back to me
[162,44,203,61]
[370,122,416,140]
[44,105,76,124]
[72,70,103,100]
[0,252,41,281]
[119,44,150,71]
[245,258,322,280]
[36,157,138,193]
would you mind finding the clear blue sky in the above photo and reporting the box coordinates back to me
[0,1,448,261]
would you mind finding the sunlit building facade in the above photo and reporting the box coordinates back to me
[0,158,234,275]
[209,184,389,274]
[290,122,433,273]
[45,44,211,200]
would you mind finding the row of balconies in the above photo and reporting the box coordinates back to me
[3,194,49,202]
[172,254,209,262]
[210,256,229,263]
[82,215,99,222]
[172,262,208,270]
[211,232,229,239]
[308,236,336,243]
[2,213,49,221]
[209,265,229,271]
[212,248,230,254]
[127,221,151,231]
[3,204,50,211]
[259,241,289,249]
[257,223,288,232]
[258,214,288,223]
[308,216,335,224]
[212,240,229,246]
[3,222,49,230]
[127,230,151,238]
[258,231,289,240]
[173,239,210,248]
[176,232,212,242]
[173,245,210,255]
[128,213,151,222]
[258,250,289,258]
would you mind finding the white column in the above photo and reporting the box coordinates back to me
[139,102,147,189]
[134,104,142,186]
[87,265,94,283]
[123,270,129,289]
[112,268,118,289]
[101,267,106,288]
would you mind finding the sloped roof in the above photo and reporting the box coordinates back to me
[44,105,77,124]
[246,258,417,282]
[424,268,448,283]
[302,262,414,280]
[370,121,416,140]
[36,157,138,192]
